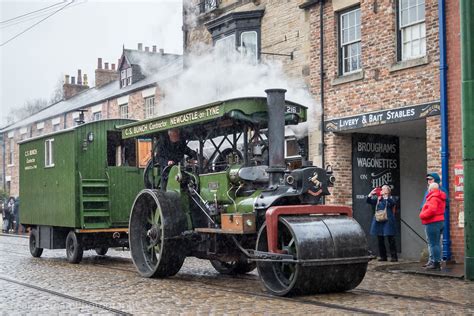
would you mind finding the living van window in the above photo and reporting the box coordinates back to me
[45,138,54,167]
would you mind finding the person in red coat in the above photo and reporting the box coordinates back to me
[419,182,446,270]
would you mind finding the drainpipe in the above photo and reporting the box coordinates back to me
[320,0,325,172]
[460,0,474,281]
[438,0,451,261]
[1,134,5,191]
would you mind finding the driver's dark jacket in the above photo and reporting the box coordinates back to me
[157,137,197,167]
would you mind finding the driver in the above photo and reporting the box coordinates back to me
[157,128,197,169]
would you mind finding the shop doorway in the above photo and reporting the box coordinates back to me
[347,120,427,259]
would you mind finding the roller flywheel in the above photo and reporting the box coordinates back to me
[256,216,369,296]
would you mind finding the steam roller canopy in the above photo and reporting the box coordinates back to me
[256,216,368,296]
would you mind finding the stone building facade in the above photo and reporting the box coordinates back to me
[184,0,321,165]
[0,45,181,197]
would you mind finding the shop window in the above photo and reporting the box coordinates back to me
[339,7,362,75]
[45,138,54,167]
[398,0,426,60]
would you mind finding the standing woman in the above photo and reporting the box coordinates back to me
[367,185,398,262]
[419,182,446,270]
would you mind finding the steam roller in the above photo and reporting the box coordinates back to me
[254,206,368,296]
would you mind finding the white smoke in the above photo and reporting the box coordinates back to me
[159,46,320,138]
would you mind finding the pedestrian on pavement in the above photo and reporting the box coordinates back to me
[419,182,446,270]
[367,185,398,262]
[13,197,21,234]
[421,172,442,207]
[3,197,15,233]
[420,172,445,267]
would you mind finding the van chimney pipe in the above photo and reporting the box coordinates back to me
[265,89,287,186]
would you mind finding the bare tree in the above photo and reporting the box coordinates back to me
[49,75,64,104]
[5,98,49,124]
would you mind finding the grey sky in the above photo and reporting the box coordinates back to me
[0,0,183,125]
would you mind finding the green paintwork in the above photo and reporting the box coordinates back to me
[461,0,474,280]
[19,119,144,229]
[119,97,307,139]
[199,172,232,204]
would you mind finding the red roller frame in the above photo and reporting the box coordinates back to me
[265,205,352,254]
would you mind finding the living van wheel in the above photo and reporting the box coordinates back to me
[129,189,187,278]
[210,259,256,275]
[66,231,83,264]
[29,228,43,258]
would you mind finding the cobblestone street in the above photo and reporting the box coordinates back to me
[0,234,472,315]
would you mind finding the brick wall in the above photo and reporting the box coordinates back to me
[446,0,463,262]
[308,0,441,207]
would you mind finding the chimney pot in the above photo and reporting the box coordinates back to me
[98,58,103,69]
[77,69,82,85]
[71,76,76,85]
[65,75,70,84]
[159,48,164,55]
[83,74,88,86]
[145,46,149,52]
[138,43,143,51]
[152,45,157,53]
[104,62,109,70]
[111,63,116,71]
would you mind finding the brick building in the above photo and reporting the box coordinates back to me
[0,45,182,197]
[445,1,464,262]
[184,0,465,261]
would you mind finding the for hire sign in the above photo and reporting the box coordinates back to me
[351,134,400,248]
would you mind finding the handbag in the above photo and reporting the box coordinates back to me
[374,200,388,222]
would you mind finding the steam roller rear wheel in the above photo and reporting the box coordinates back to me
[129,189,187,278]
[256,215,368,296]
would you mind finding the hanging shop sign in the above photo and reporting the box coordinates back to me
[324,102,440,132]
[454,163,464,201]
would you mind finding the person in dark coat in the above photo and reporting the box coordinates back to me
[13,197,20,234]
[155,128,198,188]
[3,197,15,233]
[420,182,446,270]
[367,185,398,262]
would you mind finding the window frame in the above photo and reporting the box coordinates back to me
[93,111,102,121]
[8,138,14,166]
[284,137,301,159]
[145,96,156,118]
[240,31,258,64]
[397,0,426,61]
[120,104,129,119]
[338,6,362,76]
[44,138,55,168]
